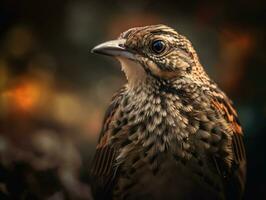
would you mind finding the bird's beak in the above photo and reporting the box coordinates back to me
[91,39,135,60]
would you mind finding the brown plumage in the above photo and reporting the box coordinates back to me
[90,24,246,200]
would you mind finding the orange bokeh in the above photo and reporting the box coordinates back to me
[4,80,41,113]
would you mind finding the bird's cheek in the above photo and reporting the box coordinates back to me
[175,59,191,73]
[146,59,178,79]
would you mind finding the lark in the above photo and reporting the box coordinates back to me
[90,25,246,200]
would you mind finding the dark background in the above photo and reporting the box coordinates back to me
[0,0,265,199]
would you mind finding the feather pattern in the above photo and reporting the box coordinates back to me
[90,88,125,199]
[91,24,246,200]
[210,92,246,199]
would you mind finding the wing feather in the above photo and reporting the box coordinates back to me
[210,93,246,199]
[90,87,125,200]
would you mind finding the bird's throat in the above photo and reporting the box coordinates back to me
[117,57,147,88]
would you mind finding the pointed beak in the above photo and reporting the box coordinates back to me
[91,39,135,60]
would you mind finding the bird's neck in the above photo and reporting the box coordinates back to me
[117,57,147,89]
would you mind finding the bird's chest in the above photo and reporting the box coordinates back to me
[109,89,226,199]
[112,89,199,165]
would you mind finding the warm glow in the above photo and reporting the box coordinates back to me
[5,80,41,112]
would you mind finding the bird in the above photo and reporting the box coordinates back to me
[90,24,246,200]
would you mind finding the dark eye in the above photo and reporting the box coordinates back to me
[151,40,166,54]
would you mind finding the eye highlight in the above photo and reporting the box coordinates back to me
[151,40,166,54]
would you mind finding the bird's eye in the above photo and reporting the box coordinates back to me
[151,40,166,54]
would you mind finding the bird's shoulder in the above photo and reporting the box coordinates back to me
[205,86,246,199]
[90,86,126,199]
[99,86,126,143]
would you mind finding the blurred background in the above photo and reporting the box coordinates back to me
[0,0,265,199]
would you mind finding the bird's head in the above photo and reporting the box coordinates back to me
[92,24,207,87]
